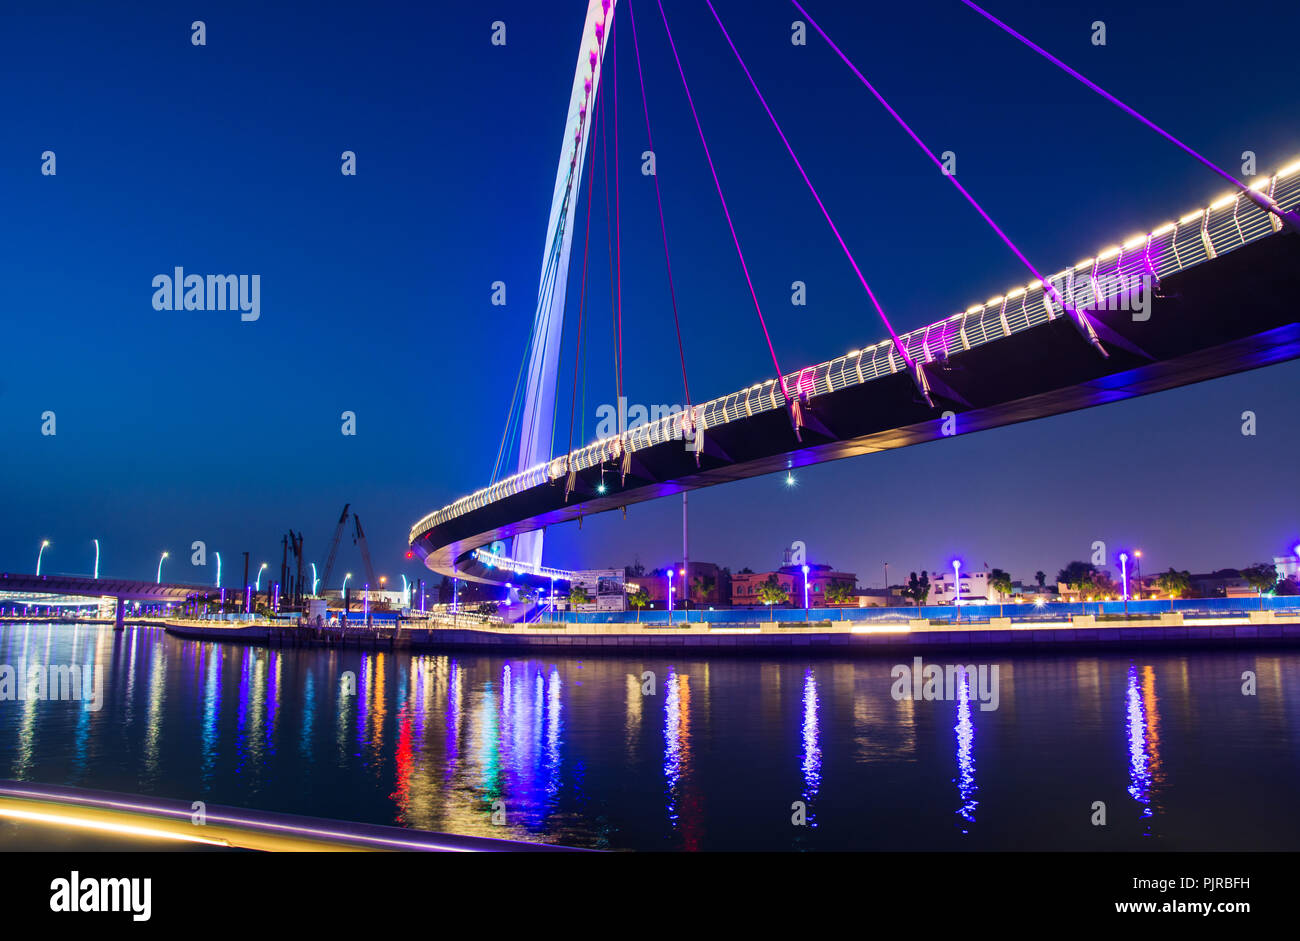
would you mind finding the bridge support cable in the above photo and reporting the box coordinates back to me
[961,0,1299,235]
[655,0,804,441]
[628,0,695,454]
[565,59,607,502]
[611,17,626,424]
[600,51,624,438]
[792,0,1111,361]
[704,0,935,409]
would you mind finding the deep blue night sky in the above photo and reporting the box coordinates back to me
[2,0,1297,589]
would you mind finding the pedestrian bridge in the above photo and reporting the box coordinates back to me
[411,163,1300,585]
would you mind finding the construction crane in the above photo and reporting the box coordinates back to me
[321,503,350,590]
[287,529,305,604]
[353,513,377,589]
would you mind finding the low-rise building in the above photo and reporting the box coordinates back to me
[731,563,856,608]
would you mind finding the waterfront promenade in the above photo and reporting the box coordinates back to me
[153,604,1300,656]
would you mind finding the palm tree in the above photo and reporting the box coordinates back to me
[824,582,855,620]
[756,575,790,607]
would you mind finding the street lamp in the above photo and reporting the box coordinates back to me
[156,551,169,584]
[802,564,810,610]
[36,540,50,575]
[311,563,319,596]
[667,569,675,624]
[93,539,100,580]
[953,559,962,623]
[1119,552,1129,616]
[255,563,268,590]
[215,551,222,588]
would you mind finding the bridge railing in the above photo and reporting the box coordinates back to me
[411,159,1300,544]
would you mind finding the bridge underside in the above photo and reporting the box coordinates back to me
[414,232,1300,585]
[0,573,213,603]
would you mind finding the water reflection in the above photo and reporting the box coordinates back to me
[800,669,821,827]
[954,669,978,833]
[1124,662,1164,831]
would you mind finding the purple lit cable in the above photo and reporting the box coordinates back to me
[705,0,913,371]
[657,0,790,400]
[628,0,692,409]
[961,0,1248,198]
[791,0,1072,314]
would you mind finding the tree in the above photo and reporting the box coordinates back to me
[901,570,930,605]
[1275,576,1299,597]
[1035,571,1046,590]
[691,575,716,606]
[989,568,1014,600]
[756,575,790,607]
[1154,567,1192,599]
[1057,561,1098,594]
[1089,571,1119,601]
[568,586,591,608]
[627,585,649,621]
[824,582,855,606]
[1241,562,1279,609]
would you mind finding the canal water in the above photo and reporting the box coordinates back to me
[1,622,1297,851]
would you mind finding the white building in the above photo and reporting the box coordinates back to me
[930,570,1009,605]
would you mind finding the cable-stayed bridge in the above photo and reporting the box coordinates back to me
[410,0,1300,586]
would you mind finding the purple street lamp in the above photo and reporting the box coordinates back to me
[667,569,675,625]
[802,564,810,610]
[1119,552,1129,617]
[953,559,962,623]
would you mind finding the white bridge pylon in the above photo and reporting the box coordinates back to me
[513,0,619,574]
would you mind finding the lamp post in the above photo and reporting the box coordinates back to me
[156,551,169,584]
[215,551,222,589]
[255,563,268,591]
[1119,552,1129,617]
[1133,549,1142,597]
[311,563,319,596]
[36,540,50,576]
[802,564,810,612]
[342,572,352,614]
[667,569,675,626]
[93,539,100,580]
[953,560,962,624]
